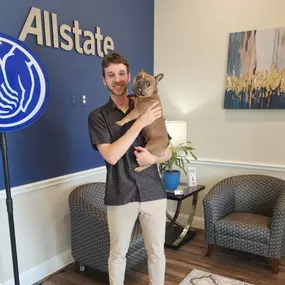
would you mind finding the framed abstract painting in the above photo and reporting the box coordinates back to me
[224,27,285,109]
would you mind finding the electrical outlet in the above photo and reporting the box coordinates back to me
[80,94,87,106]
[70,93,76,106]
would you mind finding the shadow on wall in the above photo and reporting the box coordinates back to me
[160,83,285,161]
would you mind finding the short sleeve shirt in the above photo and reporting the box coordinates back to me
[88,97,167,206]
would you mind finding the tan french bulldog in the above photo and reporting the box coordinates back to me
[116,71,170,172]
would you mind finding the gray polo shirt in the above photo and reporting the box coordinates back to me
[88,97,168,206]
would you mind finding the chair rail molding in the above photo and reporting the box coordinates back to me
[188,158,285,172]
[1,158,285,199]
[0,166,107,199]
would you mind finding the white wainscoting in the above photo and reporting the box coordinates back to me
[1,158,284,285]
[1,250,73,285]
[0,167,106,199]
[0,166,106,285]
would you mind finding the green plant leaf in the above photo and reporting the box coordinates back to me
[190,152,198,160]
[159,141,198,175]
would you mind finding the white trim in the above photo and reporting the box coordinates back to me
[0,166,106,199]
[1,250,73,285]
[0,214,202,285]
[188,158,285,172]
[2,157,284,199]
[168,212,205,230]
[191,216,205,230]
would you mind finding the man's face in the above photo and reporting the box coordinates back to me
[103,63,130,97]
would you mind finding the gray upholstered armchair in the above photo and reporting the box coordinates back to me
[69,182,146,277]
[203,174,285,274]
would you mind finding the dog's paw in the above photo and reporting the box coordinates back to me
[135,166,143,172]
[135,165,151,172]
[116,121,124,126]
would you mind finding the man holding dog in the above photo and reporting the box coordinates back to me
[88,52,172,285]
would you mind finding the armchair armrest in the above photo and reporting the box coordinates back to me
[69,196,110,272]
[268,189,285,259]
[69,194,109,235]
[203,179,235,244]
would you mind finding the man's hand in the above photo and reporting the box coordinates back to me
[96,102,162,166]
[136,101,162,129]
[134,146,156,166]
[134,145,172,167]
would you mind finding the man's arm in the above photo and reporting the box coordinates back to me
[97,101,161,165]
[154,146,172,164]
[134,145,172,166]
[98,120,145,165]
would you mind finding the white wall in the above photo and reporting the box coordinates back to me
[155,0,285,164]
[0,168,106,285]
[155,0,285,216]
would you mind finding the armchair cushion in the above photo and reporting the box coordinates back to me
[215,212,271,244]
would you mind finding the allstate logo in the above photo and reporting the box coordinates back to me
[0,32,48,132]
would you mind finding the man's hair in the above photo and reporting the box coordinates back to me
[102,52,130,77]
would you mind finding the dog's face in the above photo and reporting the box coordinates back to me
[132,71,164,98]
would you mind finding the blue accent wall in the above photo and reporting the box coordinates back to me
[0,0,154,189]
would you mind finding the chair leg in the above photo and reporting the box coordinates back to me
[74,261,86,273]
[206,244,214,257]
[74,261,80,272]
[272,258,279,274]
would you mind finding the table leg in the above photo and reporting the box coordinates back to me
[165,193,198,249]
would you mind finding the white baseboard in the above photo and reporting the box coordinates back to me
[1,214,203,285]
[1,250,73,285]
[191,216,205,230]
[168,212,205,230]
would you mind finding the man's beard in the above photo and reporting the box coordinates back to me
[107,83,128,97]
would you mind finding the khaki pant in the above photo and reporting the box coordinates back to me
[107,198,167,285]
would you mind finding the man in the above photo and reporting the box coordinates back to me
[88,52,172,285]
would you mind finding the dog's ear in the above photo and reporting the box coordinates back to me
[154,73,164,85]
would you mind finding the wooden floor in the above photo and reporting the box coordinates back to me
[39,230,285,285]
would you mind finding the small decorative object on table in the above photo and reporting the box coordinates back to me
[188,167,197,186]
[166,188,184,195]
[159,142,197,190]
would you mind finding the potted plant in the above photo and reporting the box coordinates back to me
[159,141,197,190]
